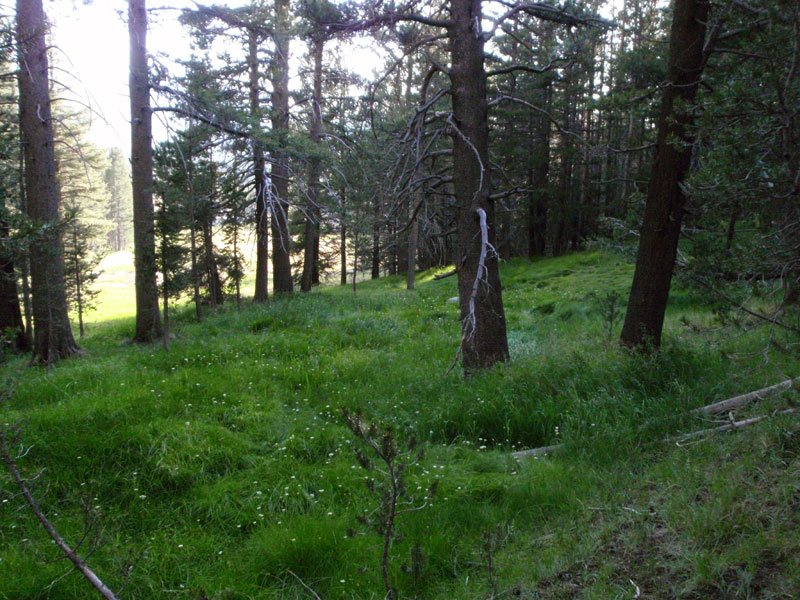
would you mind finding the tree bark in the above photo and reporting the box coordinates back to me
[17,0,80,364]
[270,0,294,295]
[620,0,710,349]
[129,0,163,342]
[249,30,270,302]
[301,37,324,292]
[449,0,509,373]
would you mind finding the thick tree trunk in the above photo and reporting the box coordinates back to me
[17,0,80,364]
[449,0,509,373]
[249,31,270,302]
[129,0,163,342]
[270,0,294,295]
[301,38,324,292]
[620,0,710,349]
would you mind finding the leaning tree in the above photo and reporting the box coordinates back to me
[619,0,710,349]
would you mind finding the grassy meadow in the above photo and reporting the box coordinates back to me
[2,250,800,599]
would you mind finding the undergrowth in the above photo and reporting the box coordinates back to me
[1,250,799,599]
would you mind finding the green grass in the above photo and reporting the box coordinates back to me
[2,249,800,599]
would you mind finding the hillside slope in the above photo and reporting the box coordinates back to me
[2,251,799,599]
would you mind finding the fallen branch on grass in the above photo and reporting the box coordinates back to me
[0,430,120,600]
[692,376,800,416]
[286,569,322,600]
[668,409,796,444]
[433,269,456,280]
[512,377,799,459]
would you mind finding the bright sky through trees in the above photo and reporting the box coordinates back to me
[46,0,626,154]
[47,0,385,154]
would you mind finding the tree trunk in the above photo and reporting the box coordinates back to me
[18,131,33,346]
[0,213,27,351]
[270,0,294,295]
[202,219,223,307]
[371,194,381,279]
[129,0,163,342]
[301,38,324,292]
[340,217,347,286]
[17,0,80,364]
[233,220,241,309]
[396,204,409,275]
[406,194,419,290]
[249,31,270,302]
[620,0,710,349]
[449,0,509,373]
[725,203,738,251]
[187,159,203,321]
[387,219,397,276]
[72,229,85,339]
[528,85,551,257]
[160,221,170,350]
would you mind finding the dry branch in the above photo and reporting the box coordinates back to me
[693,376,800,416]
[513,377,799,459]
[0,432,119,600]
[668,409,796,444]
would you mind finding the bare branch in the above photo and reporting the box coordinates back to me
[0,431,119,600]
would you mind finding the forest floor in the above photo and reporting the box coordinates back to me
[2,250,800,599]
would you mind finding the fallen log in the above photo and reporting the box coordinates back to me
[512,377,799,459]
[513,408,798,459]
[693,376,800,416]
[433,269,456,281]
